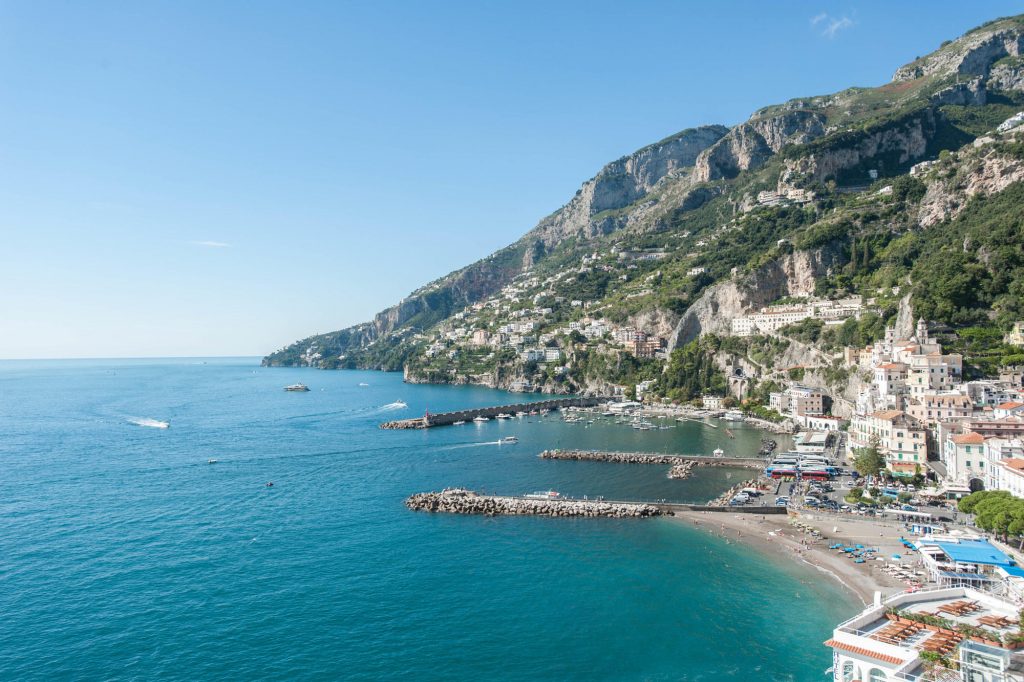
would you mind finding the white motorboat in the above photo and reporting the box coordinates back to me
[452,420,466,425]
[473,416,490,423]
[500,436,518,443]
[284,383,310,392]
[524,490,561,500]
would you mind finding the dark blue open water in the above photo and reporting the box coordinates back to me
[0,358,856,680]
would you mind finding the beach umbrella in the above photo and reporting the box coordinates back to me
[892,554,902,560]
[855,544,864,549]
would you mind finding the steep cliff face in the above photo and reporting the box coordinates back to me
[668,244,846,350]
[524,125,728,254]
[793,109,937,184]
[892,22,1024,81]
[990,57,1024,91]
[692,111,826,182]
[917,134,1024,227]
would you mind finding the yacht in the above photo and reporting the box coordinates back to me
[496,413,512,420]
[473,416,490,423]
[452,420,466,426]
[722,410,744,421]
[500,436,518,443]
[524,490,561,500]
[284,383,310,392]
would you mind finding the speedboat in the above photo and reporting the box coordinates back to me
[712,448,725,458]
[500,436,518,443]
[284,383,310,392]
[207,458,219,464]
[524,490,560,500]
[496,413,512,420]
[473,416,490,423]
[358,382,369,387]
[393,400,408,408]
[452,420,466,425]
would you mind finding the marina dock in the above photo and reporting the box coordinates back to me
[380,396,606,429]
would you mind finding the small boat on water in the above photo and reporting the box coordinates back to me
[500,436,518,443]
[524,490,560,500]
[392,400,408,408]
[207,458,219,464]
[713,448,725,458]
[358,382,369,387]
[473,416,490,423]
[284,383,310,392]
[496,413,512,420]
[452,420,466,425]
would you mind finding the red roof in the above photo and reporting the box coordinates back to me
[998,401,1024,410]
[952,432,985,445]
[823,639,905,665]
[1003,459,1024,472]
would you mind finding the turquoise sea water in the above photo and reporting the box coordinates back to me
[0,358,857,680]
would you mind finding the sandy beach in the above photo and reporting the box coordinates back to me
[673,510,925,605]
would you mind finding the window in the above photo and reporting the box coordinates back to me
[868,668,888,682]
[841,662,856,682]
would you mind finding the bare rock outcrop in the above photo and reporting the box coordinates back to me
[917,137,1024,227]
[892,23,1024,81]
[668,245,845,350]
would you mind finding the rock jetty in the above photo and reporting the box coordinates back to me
[709,479,761,507]
[540,449,758,479]
[405,488,662,518]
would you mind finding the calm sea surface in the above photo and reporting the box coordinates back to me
[0,358,857,680]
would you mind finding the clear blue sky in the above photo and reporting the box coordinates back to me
[1,1,1020,358]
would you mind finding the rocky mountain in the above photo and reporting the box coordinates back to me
[265,15,1024,402]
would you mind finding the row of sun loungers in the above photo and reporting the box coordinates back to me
[938,600,980,617]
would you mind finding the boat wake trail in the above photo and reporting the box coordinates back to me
[377,401,408,411]
[127,417,170,429]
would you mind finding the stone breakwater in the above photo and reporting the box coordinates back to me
[539,449,761,480]
[709,479,761,507]
[404,489,662,518]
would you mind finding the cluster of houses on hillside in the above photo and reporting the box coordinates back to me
[841,319,1024,495]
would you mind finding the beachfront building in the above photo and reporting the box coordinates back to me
[914,535,1018,588]
[701,395,725,410]
[848,410,928,475]
[826,586,1024,682]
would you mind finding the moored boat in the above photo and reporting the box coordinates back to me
[284,383,310,392]
[524,490,560,500]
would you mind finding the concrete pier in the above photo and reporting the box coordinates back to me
[380,396,606,429]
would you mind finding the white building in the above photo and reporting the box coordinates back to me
[826,586,1024,682]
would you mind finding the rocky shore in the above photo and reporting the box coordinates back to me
[405,488,663,518]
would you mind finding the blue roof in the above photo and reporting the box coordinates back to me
[1001,565,1024,578]
[936,540,1015,567]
